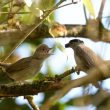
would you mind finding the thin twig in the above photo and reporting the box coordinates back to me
[98,0,106,19]
[44,0,80,13]
[83,4,87,23]
[0,0,13,7]
[25,95,40,110]
[10,0,13,12]
[56,67,75,80]
[0,11,30,14]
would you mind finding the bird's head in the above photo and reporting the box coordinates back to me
[33,44,53,60]
[65,39,84,49]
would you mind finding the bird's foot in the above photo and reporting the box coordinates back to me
[74,66,80,75]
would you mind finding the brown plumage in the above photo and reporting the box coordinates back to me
[65,39,104,87]
[65,39,104,73]
[0,44,52,82]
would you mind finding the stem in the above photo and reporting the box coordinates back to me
[0,12,30,14]
[44,0,80,13]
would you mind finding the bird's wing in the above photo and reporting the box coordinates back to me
[6,57,32,73]
[0,62,11,68]
[76,45,102,68]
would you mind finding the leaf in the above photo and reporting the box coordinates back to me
[83,0,95,18]
[56,41,65,52]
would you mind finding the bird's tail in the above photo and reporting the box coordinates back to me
[0,62,11,68]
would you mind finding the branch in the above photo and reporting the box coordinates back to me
[1,19,110,49]
[40,62,110,110]
[25,95,40,110]
[0,61,110,99]
[98,0,106,18]
[0,68,75,97]
[65,89,110,107]
[44,0,79,12]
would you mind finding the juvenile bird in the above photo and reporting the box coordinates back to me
[65,39,104,75]
[0,44,52,83]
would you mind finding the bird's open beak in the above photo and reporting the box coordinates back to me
[65,43,70,48]
[48,48,53,55]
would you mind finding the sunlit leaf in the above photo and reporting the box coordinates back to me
[83,0,95,18]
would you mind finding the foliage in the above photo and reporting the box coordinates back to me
[0,0,109,110]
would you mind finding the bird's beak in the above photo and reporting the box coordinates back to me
[48,48,53,55]
[65,43,70,48]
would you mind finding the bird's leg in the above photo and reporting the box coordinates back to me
[74,66,80,75]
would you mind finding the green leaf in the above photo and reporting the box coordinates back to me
[83,0,95,18]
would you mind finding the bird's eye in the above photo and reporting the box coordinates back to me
[42,48,45,51]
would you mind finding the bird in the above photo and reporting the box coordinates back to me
[65,39,104,87]
[0,44,52,83]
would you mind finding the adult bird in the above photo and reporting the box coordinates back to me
[65,39,104,87]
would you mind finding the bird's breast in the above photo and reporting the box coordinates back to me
[74,53,88,72]
[9,59,43,81]
[30,59,43,75]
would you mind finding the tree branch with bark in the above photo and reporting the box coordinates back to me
[0,61,110,98]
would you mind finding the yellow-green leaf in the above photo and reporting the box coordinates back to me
[83,0,95,18]
[56,41,65,52]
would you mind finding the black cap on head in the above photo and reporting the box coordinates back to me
[65,39,84,48]
[69,39,84,43]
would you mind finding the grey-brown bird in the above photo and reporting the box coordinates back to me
[65,39,104,75]
[0,44,52,83]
